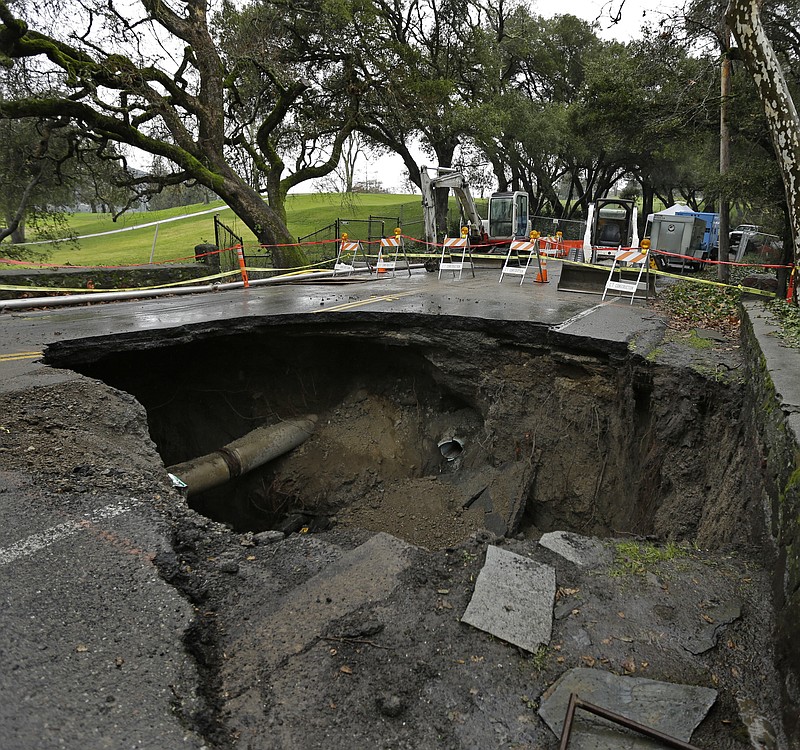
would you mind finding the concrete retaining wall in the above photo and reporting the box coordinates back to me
[741,301,800,738]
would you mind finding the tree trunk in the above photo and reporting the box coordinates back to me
[220,177,308,270]
[640,182,655,239]
[727,0,800,282]
[719,28,732,282]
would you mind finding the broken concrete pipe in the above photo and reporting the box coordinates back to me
[438,437,464,461]
[167,415,318,496]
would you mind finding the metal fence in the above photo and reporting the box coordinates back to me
[530,215,587,242]
[213,214,244,272]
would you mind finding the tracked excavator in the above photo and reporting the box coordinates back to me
[420,166,530,249]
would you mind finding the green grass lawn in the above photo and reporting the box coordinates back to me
[10,193,424,267]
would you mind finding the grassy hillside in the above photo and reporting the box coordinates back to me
[11,193,425,267]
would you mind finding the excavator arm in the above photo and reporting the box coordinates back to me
[420,166,484,245]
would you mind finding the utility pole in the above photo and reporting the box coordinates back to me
[719,25,732,284]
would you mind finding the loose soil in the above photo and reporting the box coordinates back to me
[2,308,786,748]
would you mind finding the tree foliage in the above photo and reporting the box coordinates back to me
[0,0,796,270]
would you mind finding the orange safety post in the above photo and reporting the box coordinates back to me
[236,244,250,288]
[532,231,548,283]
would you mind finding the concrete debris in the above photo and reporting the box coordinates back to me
[538,530,613,567]
[538,668,717,749]
[683,598,742,655]
[254,529,285,545]
[461,545,555,652]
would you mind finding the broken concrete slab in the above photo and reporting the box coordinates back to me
[682,598,742,655]
[538,668,717,749]
[538,530,613,567]
[461,545,555,652]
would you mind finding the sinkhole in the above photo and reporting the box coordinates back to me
[53,322,761,552]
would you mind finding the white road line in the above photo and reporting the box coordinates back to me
[551,300,613,332]
[0,498,144,566]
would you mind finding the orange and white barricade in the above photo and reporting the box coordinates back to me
[499,238,537,285]
[602,245,650,304]
[376,229,412,278]
[541,232,566,258]
[333,234,370,277]
[438,231,474,280]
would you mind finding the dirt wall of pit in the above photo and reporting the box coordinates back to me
[740,309,800,737]
[51,317,768,552]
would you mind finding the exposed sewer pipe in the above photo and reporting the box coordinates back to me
[0,265,425,311]
[166,415,317,497]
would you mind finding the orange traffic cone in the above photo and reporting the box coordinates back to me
[535,254,549,283]
[377,254,386,274]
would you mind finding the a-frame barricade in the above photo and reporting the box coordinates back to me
[438,234,475,280]
[602,248,650,304]
[333,235,372,277]
[499,238,542,285]
[376,231,412,277]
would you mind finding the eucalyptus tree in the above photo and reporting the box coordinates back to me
[725,0,800,275]
[683,0,800,278]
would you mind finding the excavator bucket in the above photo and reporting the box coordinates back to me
[557,260,657,297]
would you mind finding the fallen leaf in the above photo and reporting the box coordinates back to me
[556,656,565,663]
[329,701,337,710]
[622,658,636,674]
[727,639,736,650]
[731,666,740,678]
[581,655,596,667]
[640,661,649,669]
[246,555,256,561]
[617,611,626,619]
[601,638,612,645]
[571,608,580,616]
[340,665,353,675]
[76,644,89,653]
[701,613,715,624]
[438,589,450,595]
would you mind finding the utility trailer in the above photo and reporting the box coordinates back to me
[649,214,707,271]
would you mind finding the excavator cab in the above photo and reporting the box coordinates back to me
[485,192,530,241]
[592,199,635,259]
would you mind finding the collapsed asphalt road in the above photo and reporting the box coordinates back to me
[0,267,796,748]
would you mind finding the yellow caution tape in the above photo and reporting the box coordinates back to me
[558,257,777,299]
[0,270,239,294]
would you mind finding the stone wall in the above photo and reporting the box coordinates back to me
[741,301,800,738]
